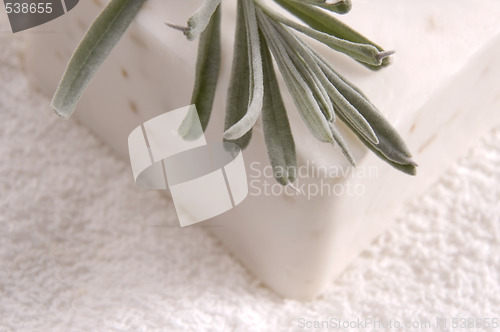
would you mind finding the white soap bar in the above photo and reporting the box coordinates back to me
[25,0,500,300]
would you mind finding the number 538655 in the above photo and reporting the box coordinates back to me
[5,2,53,14]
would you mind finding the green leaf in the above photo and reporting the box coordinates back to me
[329,123,356,166]
[287,0,352,15]
[224,0,253,149]
[255,0,390,66]
[224,0,264,141]
[173,0,221,41]
[275,0,391,70]
[270,20,334,122]
[260,30,297,185]
[269,21,359,166]
[51,0,147,119]
[272,24,381,147]
[179,5,221,140]
[337,112,417,175]
[257,10,333,143]
[315,54,417,173]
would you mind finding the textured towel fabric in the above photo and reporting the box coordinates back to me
[1,17,499,332]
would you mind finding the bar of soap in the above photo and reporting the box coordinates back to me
[25,0,500,300]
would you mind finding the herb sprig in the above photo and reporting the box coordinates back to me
[51,0,417,188]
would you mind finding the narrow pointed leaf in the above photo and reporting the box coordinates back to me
[276,0,391,70]
[287,0,352,14]
[270,19,334,122]
[329,123,356,166]
[179,5,221,140]
[51,0,147,119]
[314,54,417,171]
[224,0,264,141]
[257,10,333,143]
[272,25,381,146]
[254,0,387,66]
[260,33,297,185]
[224,0,252,149]
[318,56,413,160]
[181,0,221,41]
[337,112,417,175]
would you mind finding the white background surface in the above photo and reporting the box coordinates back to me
[1,12,500,332]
